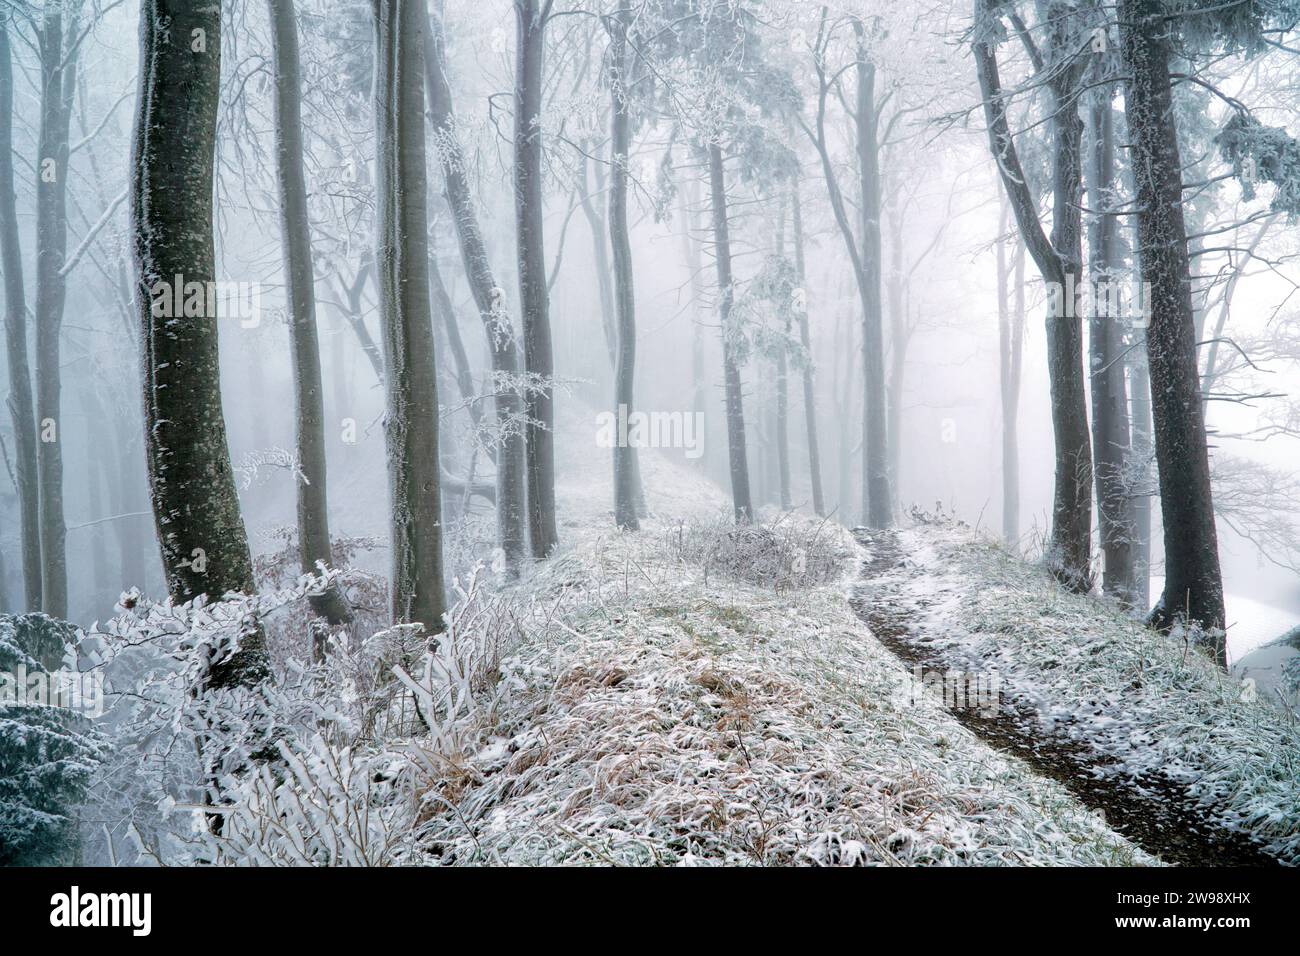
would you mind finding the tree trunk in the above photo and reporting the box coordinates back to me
[34,2,83,618]
[677,179,708,471]
[607,3,639,531]
[0,20,40,611]
[427,247,484,432]
[974,0,1092,590]
[373,0,446,631]
[996,197,1025,545]
[267,0,351,627]
[131,0,268,688]
[513,0,558,557]
[579,156,618,368]
[425,9,528,571]
[1129,334,1153,611]
[790,179,824,516]
[1086,99,1136,604]
[707,143,752,523]
[773,201,791,510]
[1119,0,1225,654]
[853,22,890,528]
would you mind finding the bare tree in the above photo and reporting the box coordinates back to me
[1085,97,1136,603]
[708,142,753,523]
[606,0,638,531]
[34,0,86,617]
[1119,0,1224,651]
[789,177,825,516]
[131,0,268,688]
[514,0,559,557]
[0,17,40,610]
[424,8,528,572]
[973,0,1093,590]
[373,0,446,631]
[267,0,351,629]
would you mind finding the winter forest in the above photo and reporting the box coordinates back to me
[0,0,1299,870]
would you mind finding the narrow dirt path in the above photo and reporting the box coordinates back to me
[850,529,1280,867]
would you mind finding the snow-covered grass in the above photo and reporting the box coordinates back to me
[859,520,1300,864]
[409,514,1152,865]
[398,421,1152,865]
[89,405,1186,866]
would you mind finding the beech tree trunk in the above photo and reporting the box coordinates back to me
[1086,99,1136,604]
[373,0,446,631]
[1119,0,1225,654]
[677,179,708,471]
[513,0,558,557]
[790,179,824,516]
[0,20,40,610]
[34,2,83,618]
[707,143,752,523]
[425,9,528,571]
[131,0,268,688]
[996,199,1025,546]
[267,0,351,628]
[974,0,1092,590]
[607,2,639,531]
[853,22,890,529]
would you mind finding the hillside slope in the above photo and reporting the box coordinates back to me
[406,423,1156,865]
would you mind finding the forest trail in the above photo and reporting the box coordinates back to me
[850,527,1292,867]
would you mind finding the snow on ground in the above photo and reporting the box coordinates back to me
[411,410,1153,865]
[1146,575,1300,665]
[861,523,1300,863]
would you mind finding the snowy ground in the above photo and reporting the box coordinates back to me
[409,414,1156,865]
[853,521,1300,864]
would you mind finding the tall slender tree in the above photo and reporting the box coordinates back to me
[267,0,351,628]
[1118,0,1224,650]
[790,177,825,517]
[34,0,84,617]
[973,0,1093,590]
[373,0,446,630]
[708,141,753,523]
[0,17,40,610]
[424,8,528,572]
[852,19,890,528]
[1086,95,1137,603]
[514,0,559,557]
[606,0,639,531]
[131,0,268,688]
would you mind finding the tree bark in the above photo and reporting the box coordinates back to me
[425,9,528,571]
[578,156,618,368]
[789,179,824,516]
[34,2,83,618]
[607,2,639,531]
[1118,0,1225,654]
[513,0,558,557]
[973,0,1092,590]
[267,0,351,627]
[996,197,1025,545]
[853,22,890,528]
[131,0,268,688]
[373,0,447,631]
[1086,98,1136,604]
[0,20,40,611]
[707,143,752,523]
[677,178,708,471]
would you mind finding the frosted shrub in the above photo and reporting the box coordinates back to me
[669,513,849,590]
[79,564,522,867]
